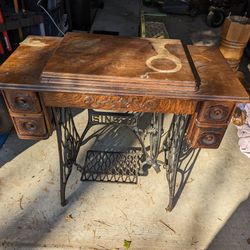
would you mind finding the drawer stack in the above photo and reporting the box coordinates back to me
[187,101,235,148]
[2,90,52,139]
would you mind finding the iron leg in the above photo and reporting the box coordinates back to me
[52,107,80,206]
[164,114,190,211]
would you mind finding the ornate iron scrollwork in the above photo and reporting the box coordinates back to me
[52,108,200,211]
[52,107,80,206]
[163,114,200,211]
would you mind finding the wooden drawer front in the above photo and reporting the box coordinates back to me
[4,90,41,113]
[12,114,48,139]
[197,101,234,124]
[187,119,227,149]
[42,92,197,114]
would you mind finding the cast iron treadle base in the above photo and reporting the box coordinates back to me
[77,150,143,184]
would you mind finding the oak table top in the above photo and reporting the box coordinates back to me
[0,34,248,102]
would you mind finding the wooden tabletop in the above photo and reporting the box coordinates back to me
[0,34,249,102]
[41,32,198,92]
[0,36,61,88]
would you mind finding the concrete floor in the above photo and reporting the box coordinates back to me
[0,111,250,249]
[1,1,250,249]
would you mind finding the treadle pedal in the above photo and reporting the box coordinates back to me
[79,150,143,184]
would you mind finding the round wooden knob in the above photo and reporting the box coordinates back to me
[23,121,36,131]
[208,105,228,121]
[200,133,217,146]
[15,96,29,109]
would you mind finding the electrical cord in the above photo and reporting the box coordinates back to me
[37,0,65,36]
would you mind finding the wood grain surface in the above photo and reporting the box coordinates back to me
[41,32,197,92]
[0,36,61,86]
[42,92,197,114]
[0,35,248,103]
[0,35,248,146]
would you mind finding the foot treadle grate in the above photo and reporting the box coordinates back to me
[145,21,169,38]
[78,150,142,183]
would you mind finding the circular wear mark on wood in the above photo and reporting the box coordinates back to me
[151,57,178,72]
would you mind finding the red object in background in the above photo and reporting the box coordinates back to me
[0,40,4,54]
[0,7,12,52]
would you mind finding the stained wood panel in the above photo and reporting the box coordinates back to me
[0,36,61,140]
[42,92,197,114]
[189,46,249,101]
[3,90,41,113]
[11,113,48,139]
[0,35,248,102]
[187,101,235,148]
[196,101,235,124]
[0,36,61,86]
[41,32,198,93]
[0,35,248,146]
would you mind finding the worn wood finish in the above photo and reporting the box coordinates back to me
[3,90,41,113]
[196,101,235,124]
[10,112,48,139]
[0,35,248,102]
[187,120,227,148]
[42,92,197,114]
[2,89,52,139]
[41,32,198,93]
[0,36,62,86]
[187,101,235,148]
[0,35,249,145]
[188,46,249,102]
[0,36,61,140]
[4,97,52,140]
[220,16,250,71]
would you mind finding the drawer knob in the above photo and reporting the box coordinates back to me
[198,132,221,147]
[202,134,215,145]
[15,96,29,109]
[23,121,36,131]
[208,105,228,121]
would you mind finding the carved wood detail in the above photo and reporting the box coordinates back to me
[82,95,158,110]
[42,92,197,114]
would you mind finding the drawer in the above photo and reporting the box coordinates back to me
[12,113,48,139]
[3,90,41,113]
[197,101,234,124]
[187,119,227,149]
[195,127,226,148]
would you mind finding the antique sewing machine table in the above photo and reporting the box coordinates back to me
[0,33,248,211]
